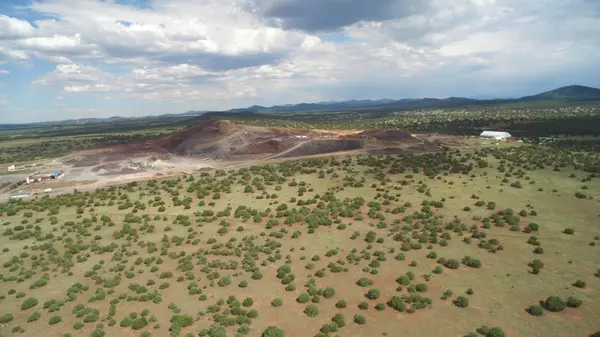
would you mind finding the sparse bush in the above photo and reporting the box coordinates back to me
[335,300,347,308]
[527,305,543,316]
[21,297,39,310]
[566,296,582,308]
[303,305,319,317]
[353,314,366,325]
[455,296,469,308]
[27,311,41,322]
[545,296,566,312]
[366,288,380,300]
[262,326,284,337]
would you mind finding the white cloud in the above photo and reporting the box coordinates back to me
[0,15,35,40]
[33,64,116,92]
[0,69,9,74]
[0,46,29,62]
[0,99,8,105]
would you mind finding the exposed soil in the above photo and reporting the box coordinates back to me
[278,140,365,158]
[355,130,417,142]
[366,147,410,155]
[74,119,435,163]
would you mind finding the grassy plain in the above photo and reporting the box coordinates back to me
[0,143,599,337]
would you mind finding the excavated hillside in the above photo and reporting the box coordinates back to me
[75,119,443,164]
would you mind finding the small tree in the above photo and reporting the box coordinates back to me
[323,287,335,299]
[335,300,347,308]
[21,297,39,310]
[297,293,310,304]
[527,305,543,316]
[262,326,284,337]
[49,315,62,325]
[455,296,469,308]
[566,296,582,308]
[332,313,345,328]
[388,296,406,312]
[353,314,366,325]
[366,288,380,300]
[445,259,460,269]
[485,327,506,337]
[303,304,319,317]
[545,296,566,312]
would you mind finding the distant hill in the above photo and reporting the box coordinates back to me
[241,85,600,112]
[2,85,599,126]
[521,85,600,101]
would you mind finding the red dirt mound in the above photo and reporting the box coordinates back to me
[73,119,441,163]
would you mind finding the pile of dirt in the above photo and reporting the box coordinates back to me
[278,140,364,158]
[355,130,417,142]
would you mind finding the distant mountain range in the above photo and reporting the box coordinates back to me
[1,85,599,127]
[242,85,600,112]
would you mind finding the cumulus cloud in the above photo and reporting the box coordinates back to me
[0,69,9,74]
[33,64,116,92]
[0,14,35,40]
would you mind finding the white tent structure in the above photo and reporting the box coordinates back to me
[480,131,512,140]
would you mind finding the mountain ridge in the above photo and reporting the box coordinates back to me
[243,85,600,112]
[1,85,598,126]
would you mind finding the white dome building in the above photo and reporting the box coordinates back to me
[480,131,512,140]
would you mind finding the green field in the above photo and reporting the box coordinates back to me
[0,143,599,337]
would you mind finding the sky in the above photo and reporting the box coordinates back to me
[0,0,599,123]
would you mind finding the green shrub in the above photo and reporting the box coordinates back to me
[566,296,582,308]
[563,228,575,235]
[445,259,460,269]
[27,311,41,322]
[545,296,566,312]
[388,296,406,312]
[243,298,254,307]
[271,298,283,307]
[297,293,310,304]
[0,313,13,323]
[132,317,148,330]
[120,316,134,327]
[335,300,347,308]
[303,305,319,317]
[332,313,345,328]
[356,278,374,287]
[262,326,284,337]
[323,287,335,299]
[49,315,62,325]
[353,314,366,325]
[527,305,543,316]
[573,280,586,288]
[455,296,469,308]
[366,288,380,300]
[21,297,39,310]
